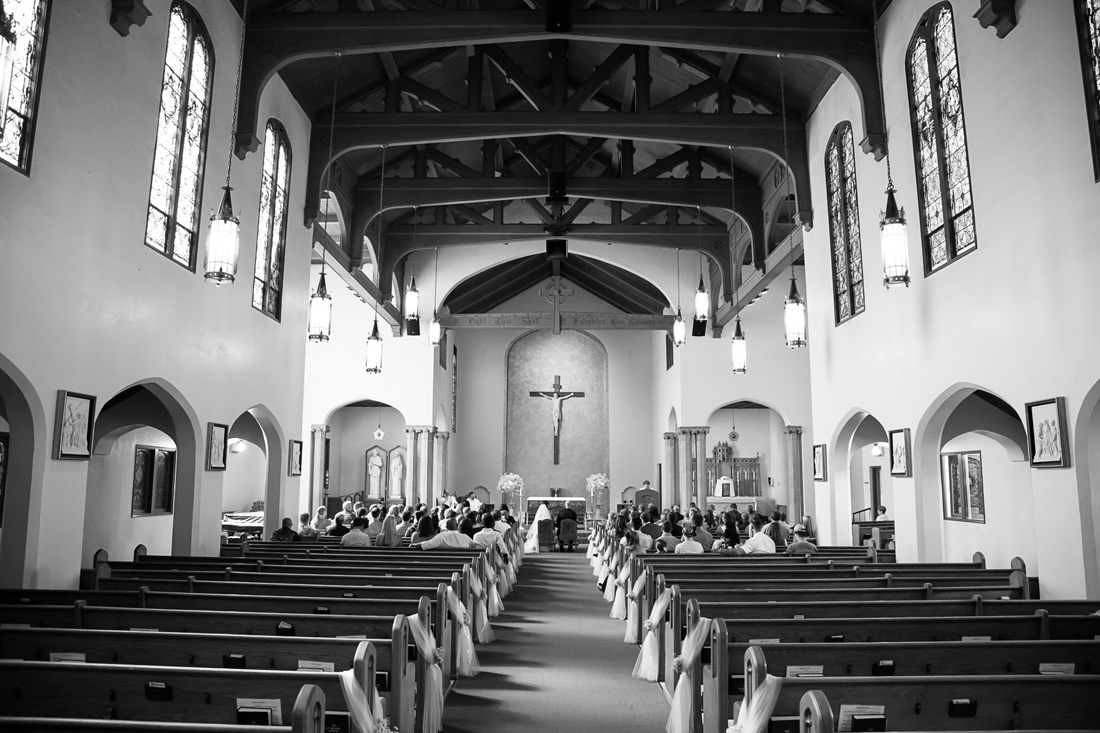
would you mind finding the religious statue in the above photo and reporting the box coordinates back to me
[390,453,404,497]
[367,452,384,496]
[529,375,585,464]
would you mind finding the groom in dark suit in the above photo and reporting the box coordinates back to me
[555,505,579,551]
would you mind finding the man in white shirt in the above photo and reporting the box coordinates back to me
[340,517,372,548]
[876,506,890,521]
[674,521,704,554]
[417,517,476,549]
[473,513,509,562]
[737,514,776,554]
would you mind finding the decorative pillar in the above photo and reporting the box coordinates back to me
[662,432,677,510]
[783,425,804,522]
[416,427,435,507]
[405,427,419,506]
[676,428,693,511]
[309,424,329,511]
[433,431,449,500]
[694,427,710,508]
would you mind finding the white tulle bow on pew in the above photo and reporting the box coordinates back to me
[624,569,648,643]
[727,675,784,733]
[631,587,673,680]
[666,618,713,733]
[444,586,480,676]
[406,614,445,733]
[468,569,495,644]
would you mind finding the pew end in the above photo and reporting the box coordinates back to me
[293,683,327,733]
[134,545,148,562]
[799,690,835,733]
[702,618,732,733]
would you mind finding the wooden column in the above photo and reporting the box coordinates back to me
[662,431,677,511]
[404,427,419,506]
[676,427,693,511]
[693,427,710,508]
[309,424,329,511]
[784,425,804,522]
[433,431,449,499]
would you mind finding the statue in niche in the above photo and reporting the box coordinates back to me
[390,453,404,498]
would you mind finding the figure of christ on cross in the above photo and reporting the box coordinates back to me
[530,375,585,465]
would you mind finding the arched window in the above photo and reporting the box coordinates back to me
[0,0,51,172]
[253,121,291,320]
[824,121,864,324]
[1076,0,1100,180]
[144,3,213,270]
[907,3,976,274]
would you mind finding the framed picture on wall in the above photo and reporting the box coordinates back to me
[1025,397,1070,468]
[812,444,827,481]
[889,428,912,477]
[288,440,303,476]
[206,422,228,471]
[54,390,96,460]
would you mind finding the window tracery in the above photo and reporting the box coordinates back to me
[253,122,291,320]
[0,0,50,172]
[1077,0,1100,179]
[825,121,864,324]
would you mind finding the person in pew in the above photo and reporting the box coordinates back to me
[473,513,509,561]
[555,503,579,551]
[416,517,477,549]
[410,514,437,544]
[298,512,318,539]
[395,509,415,537]
[327,514,350,537]
[311,505,333,533]
[366,506,385,542]
[762,511,788,550]
[673,520,704,554]
[376,515,403,547]
[876,505,890,521]
[711,516,742,553]
[270,517,301,542]
[654,521,681,553]
[640,509,662,542]
[785,524,817,555]
[621,516,652,554]
[691,512,715,551]
[458,508,477,539]
[733,514,776,554]
[340,516,372,548]
[334,500,354,527]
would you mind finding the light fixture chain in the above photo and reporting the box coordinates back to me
[777,52,796,277]
[872,0,894,188]
[675,247,681,309]
[225,0,250,189]
[433,245,440,312]
[377,145,387,251]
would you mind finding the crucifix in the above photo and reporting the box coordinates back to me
[529,375,585,465]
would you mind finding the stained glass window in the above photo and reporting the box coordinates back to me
[906,3,977,274]
[144,3,213,270]
[941,450,984,523]
[253,122,291,320]
[1076,0,1100,180]
[825,121,864,324]
[0,0,50,172]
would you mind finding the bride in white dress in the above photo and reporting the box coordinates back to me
[523,502,553,553]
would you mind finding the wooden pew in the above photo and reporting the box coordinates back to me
[797,690,1099,733]
[0,644,392,730]
[0,682,327,733]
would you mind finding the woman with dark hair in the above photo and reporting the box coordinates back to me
[620,514,651,554]
[703,508,718,533]
[410,514,437,544]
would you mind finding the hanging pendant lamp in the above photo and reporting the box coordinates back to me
[730,316,747,373]
[307,262,332,342]
[373,406,385,440]
[693,207,710,324]
[365,314,384,373]
[204,0,249,284]
[429,245,443,346]
[672,248,686,346]
[783,269,807,348]
[873,0,911,288]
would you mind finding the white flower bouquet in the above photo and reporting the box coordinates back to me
[497,472,525,496]
[586,472,610,496]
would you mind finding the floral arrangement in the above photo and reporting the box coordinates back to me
[497,472,524,496]
[586,472,610,496]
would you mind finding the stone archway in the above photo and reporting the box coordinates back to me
[1073,379,1100,599]
[826,409,887,547]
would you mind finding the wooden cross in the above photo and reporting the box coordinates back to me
[529,375,585,465]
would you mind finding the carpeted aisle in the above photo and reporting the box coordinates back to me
[442,548,669,733]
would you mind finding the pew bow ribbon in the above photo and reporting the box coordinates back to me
[406,614,445,733]
[468,569,495,644]
[665,617,713,733]
[624,569,648,643]
[727,674,784,733]
[610,563,631,619]
[631,587,673,680]
[445,586,480,676]
[338,668,384,733]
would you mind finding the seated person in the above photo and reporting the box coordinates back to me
[473,513,509,561]
[654,520,680,553]
[711,520,742,554]
[326,514,350,537]
[876,505,890,521]
[762,510,789,549]
[673,521,704,554]
[416,517,476,549]
[340,516,372,548]
[734,514,776,554]
[691,512,714,551]
[270,516,301,542]
[555,504,579,551]
[311,505,333,533]
[785,524,817,555]
[298,512,318,539]
[639,509,663,541]
[333,500,355,528]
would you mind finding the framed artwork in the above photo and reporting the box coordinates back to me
[288,439,303,476]
[812,444,827,481]
[54,390,96,460]
[889,428,912,477]
[365,445,387,497]
[942,450,985,523]
[1025,397,1070,468]
[206,422,228,471]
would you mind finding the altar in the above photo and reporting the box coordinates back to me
[524,496,587,523]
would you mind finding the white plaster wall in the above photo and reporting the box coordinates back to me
[222,442,268,513]
[0,0,310,586]
[327,406,409,498]
[81,427,176,564]
[803,1,1100,596]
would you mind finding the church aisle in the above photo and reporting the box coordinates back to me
[442,548,670,733]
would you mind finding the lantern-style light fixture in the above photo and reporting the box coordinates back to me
[874,0,911,288]
[783,268,807,348]
[404,211,420,327]
[429,245,443,346]
[730,316,747,373]
[672,248,686,346]
[204,0,249,284]
[307,260,332,342]
[373,406,385,440]
[693,207,710,323]
[365,314,384,373]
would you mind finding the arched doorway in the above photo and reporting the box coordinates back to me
[914,385,1033,568]
[704,400,789,520]
[828,410,890,548]
[0,352,48,587]
[222,406,285,539]
[82,379,201,562]
[327,400,408,509]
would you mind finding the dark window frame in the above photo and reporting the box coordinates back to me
[940,449,985,524]
[0,0,53,175]
[824,121,865,325]
[252,119,292,321]
[131,444,175,517]
[1075,0,1100,181]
